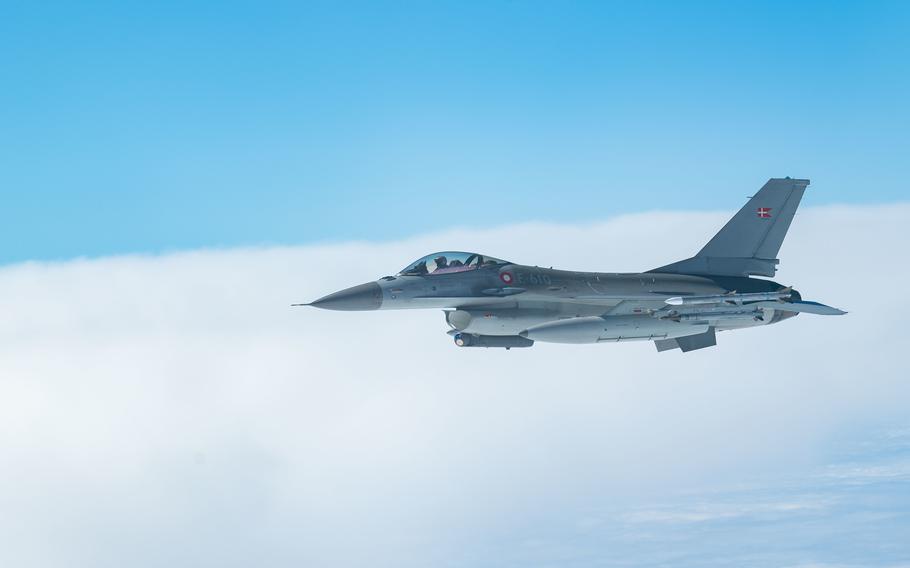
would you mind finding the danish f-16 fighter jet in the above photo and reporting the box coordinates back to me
[302,178,845,352]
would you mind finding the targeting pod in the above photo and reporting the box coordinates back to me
[452,332,534,349]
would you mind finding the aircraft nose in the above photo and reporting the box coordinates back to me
[309,282,383,311]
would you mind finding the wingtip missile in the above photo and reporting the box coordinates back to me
[665,290,792,306]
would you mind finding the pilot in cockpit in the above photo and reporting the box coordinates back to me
[434,256,448,272]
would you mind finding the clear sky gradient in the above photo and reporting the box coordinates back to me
[2,1,908,264]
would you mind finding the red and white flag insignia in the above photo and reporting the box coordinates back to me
[757,207,773,218]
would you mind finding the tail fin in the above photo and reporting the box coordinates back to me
[651,177,809,278]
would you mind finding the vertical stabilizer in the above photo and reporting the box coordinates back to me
[650,178,809,278]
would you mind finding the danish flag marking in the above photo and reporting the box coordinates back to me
[757,207,773,218]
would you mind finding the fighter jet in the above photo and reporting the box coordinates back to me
[301,178,845,352]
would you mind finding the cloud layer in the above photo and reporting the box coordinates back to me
[1,203,908,567]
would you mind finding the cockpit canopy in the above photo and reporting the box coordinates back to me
[398,251,510,276]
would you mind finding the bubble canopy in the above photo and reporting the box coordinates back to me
[398,252,511,276]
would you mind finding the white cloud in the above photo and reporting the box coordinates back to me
[0,203,908,567]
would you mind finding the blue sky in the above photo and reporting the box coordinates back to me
[1,1,908,264]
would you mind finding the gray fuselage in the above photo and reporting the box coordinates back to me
[311,263,797,345]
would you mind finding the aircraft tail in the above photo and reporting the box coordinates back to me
[650,177,809,278]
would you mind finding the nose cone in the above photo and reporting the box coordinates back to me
[310,282,383,311]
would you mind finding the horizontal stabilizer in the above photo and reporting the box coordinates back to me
[755,300,847,315]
